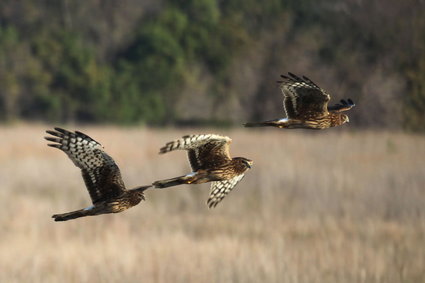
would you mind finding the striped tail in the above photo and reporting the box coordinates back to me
[244,119,286,128]
[52,207,97,222]
[152,175,194,188]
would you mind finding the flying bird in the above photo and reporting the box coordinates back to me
[244,72,355,129]
[152,134,253,208]
[45,127,150,221]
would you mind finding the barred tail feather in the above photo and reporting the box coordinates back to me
[243,121,272,127]
[52,209,94,222]
[244,119,287,128]
[152,175,190,188]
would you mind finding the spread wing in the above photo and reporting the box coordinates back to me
[327,98,355,112]
[278,72,330,118]
[159,134,232,171]
[207,174,245,208]
[45,127,126,204]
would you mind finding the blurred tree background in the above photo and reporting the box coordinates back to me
[0,0,424,130]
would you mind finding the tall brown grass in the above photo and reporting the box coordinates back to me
[0,125,424,282]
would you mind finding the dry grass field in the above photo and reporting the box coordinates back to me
[0,125,424,283]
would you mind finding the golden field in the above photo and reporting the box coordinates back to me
[0,125,424,283]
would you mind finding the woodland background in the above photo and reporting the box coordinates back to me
[0,0,424,130]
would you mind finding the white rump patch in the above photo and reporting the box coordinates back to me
[185,172,197,177]
[278,118,289,123]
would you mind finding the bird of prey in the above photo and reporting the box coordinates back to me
[244,72,355,129]
[45,127,150,221]
[152,134,253,208]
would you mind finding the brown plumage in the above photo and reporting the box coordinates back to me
[152,134,253,208]
[45,127,150,221]
[244,72,355,129]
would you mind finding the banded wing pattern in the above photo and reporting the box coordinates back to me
[159,134,231,153]
[207,174,245,208]
[278,72,330,118]
[159,134,232,171]
[45,127,126,204]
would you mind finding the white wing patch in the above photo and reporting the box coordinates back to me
[207,174,245,208]
[277,118,289,123]
[84,205,95,211]
[160,134,231,154]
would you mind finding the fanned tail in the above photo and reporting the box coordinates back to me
[153,175,192,188]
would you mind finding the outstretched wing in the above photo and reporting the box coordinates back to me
[278,72,330,118]
[45,127,126,204]
[327,98,355,112]
[207,174,245,208]
[159,134,232,171]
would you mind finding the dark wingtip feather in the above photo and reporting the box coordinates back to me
[158,141,175,154]
[302,75,319,87]
[75,130,91,138]
[47,144,61,148]
[207,200,219,209]
[46,130,63,137]
[288,72,301,80]
[53,127,67,133]
[45,137,60,142]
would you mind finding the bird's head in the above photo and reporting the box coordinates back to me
[234,157,253,170]
[132,185,151,200]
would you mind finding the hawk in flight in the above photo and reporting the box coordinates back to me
[45,127,150,221]
[152,134,253,208]
[244,72,355,129]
